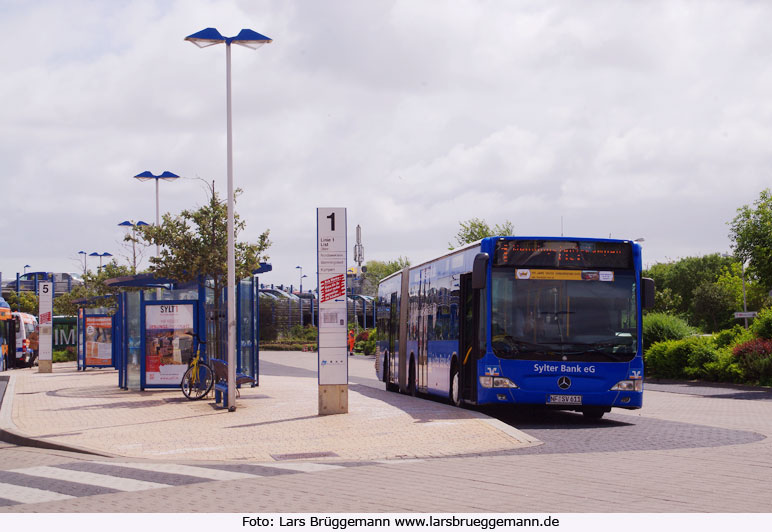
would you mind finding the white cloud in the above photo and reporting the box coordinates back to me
[2,0,772,287]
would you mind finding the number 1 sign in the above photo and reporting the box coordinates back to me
[317,207,348,414]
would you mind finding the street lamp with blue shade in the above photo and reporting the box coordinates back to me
[185,26,272,411]
[133,171,179,258]
[78,251,88,275]
[119,221,150,273]
[185,28,272,49]
[90,252,112,273]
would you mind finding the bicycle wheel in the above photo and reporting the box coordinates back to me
[181,362,214,400]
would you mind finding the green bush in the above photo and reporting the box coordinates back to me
[53,349,77,363]
[285,325,317,343]
[702,349,744,383]
[643,312,694,348]
[750,307,772,339]
[260,343,317,352]
[645,336,718,379]
[714,325,754,349]
[732,338,772,385]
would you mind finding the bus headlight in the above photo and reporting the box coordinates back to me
[480,376,519,388]
[610,380,642,392]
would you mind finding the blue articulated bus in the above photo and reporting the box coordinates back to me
[375,237,655,419]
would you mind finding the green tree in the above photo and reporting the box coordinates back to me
[137,184,271,301]
[643,254,736,322]
[715,263,768,315]
[449,218,515,249]
[4,290,38,314]
[360,257,410,296]
[692,281,736,333]
[53,262,134,315]
[729,188,772,290]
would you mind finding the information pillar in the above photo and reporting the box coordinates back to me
[317,207,348,415]
[38,281,53,373]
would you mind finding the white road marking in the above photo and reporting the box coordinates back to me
[93,462,258,481]
[0,481,74,504]
[258,462,344,473]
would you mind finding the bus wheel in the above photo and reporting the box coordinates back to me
[408,358,417,396]
[384,356,397,392]
[582,407,607,420]
[449,362,462,407]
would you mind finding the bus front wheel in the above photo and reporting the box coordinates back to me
[384,356,398,392]
[582,407,607,420]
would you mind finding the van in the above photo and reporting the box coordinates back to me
[12,312,38,367]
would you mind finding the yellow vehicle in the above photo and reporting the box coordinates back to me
[0,298,11,371]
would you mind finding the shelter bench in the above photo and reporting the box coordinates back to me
[210,358,256,409]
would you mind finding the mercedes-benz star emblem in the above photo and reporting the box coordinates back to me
[558,376,571,390]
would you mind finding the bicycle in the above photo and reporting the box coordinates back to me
[181,335,214,400]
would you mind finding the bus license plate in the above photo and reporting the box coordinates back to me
[548,394,582,405]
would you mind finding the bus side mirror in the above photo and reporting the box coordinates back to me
[642,277,655,310]
[472,253,489,290]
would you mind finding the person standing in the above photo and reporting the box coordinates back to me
[348,329,355,355]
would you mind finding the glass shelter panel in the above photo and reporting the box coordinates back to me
[126,291,142,390]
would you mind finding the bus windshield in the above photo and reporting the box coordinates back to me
[491,269,638,362]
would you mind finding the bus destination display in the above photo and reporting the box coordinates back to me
[494,240,633,269]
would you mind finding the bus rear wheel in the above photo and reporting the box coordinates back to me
[407,358,417,396]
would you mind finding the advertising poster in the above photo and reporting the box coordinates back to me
[84,316,113,366]
[145,304,195,386]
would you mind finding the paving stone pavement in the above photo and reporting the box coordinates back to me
[2,356,772,513]
[0,360,537,462]
[0,457,402,509]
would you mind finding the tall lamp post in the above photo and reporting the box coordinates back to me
[133,171,180,257]
[99,252,113,272]
[296,266,307,326]
[90,252,112,273]
[185,27,272,411]
[119,220,150,273]
[23,265,30,274]
[78,251,88,275]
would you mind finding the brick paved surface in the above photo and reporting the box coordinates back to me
[2,354,772,513]
[0,359,535,462]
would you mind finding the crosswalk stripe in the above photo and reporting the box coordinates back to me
[92,462,258,481]
[257,462,344,473]
[0,481,74,504]
[10,466,169,492]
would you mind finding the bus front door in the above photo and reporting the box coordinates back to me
[459,274,479,403]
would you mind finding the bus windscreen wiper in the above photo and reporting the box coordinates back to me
[543,341,630,360]
[492,336,551,355]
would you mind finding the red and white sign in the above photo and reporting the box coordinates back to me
[320,274,346,303]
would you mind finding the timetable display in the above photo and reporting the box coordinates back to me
[494,240,633,269]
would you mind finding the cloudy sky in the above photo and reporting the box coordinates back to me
[1,0,770,288]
